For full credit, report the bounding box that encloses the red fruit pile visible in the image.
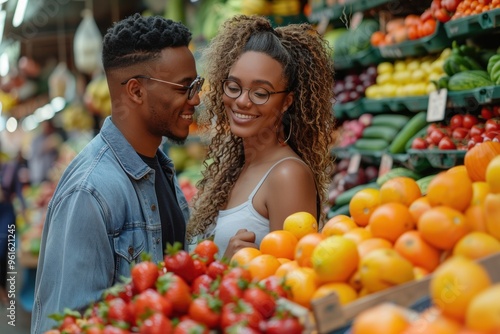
[44,240,304,334]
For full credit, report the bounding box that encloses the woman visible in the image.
[188,15,336,259]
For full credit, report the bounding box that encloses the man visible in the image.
[31,13,203,333]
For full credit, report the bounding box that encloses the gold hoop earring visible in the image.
[277,117,292,146]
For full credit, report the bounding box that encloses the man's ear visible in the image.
[125,79,144,104]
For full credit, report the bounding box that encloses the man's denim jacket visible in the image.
[31,117,190,333]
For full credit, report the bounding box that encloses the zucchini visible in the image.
[388,112,428,154]
[376,168,422,187]
[362,125,399,142]
[371,114,410,130]
[354,138,389,151]
[448,71,493,91]
[335,182,380,207]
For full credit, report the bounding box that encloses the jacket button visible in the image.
[156,238,161,244]
[144,174,149,180]
[151,204,157,211]
[128,246,134,256]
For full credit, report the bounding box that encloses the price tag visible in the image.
[427,88,448,122]
[347,153,361,174]
[349,12,364,30]
[379,154,393,177]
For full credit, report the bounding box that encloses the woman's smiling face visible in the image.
[223,51,293,141]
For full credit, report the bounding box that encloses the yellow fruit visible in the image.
[283,211,318,240]
[486,155,500,193]
[284,267,318,308]
[311,236,359,283]
[377,62,394,74]
[466,283,500,332]
[453,232,500,260]
[430,256,491,321]
[485,193,500,240]
[349,188,381,227]
[312,282,358,306]
[470,181,490,206]
[359,249,415,293]
[230,247,261,267]
[351,303,410,334]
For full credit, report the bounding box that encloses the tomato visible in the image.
[265,316,303,334]
[442,0,461,11]
[470,123,485,137]
[467,135,484,150]
[429,129,446,145]
[427,123,439,135]
[193,240,219,266]
[493,134,500,143]
[451,127,469,140]
[450,114,463,129]
[206,260,228,279]
[419,18,437,36]
[493,105,500,117]
[481,107,494,120]
[434,7,452,22]
[243,286,277,319]
[463,114,479,129]
[485,118,500,132]
[188,295,222,329]
[420,8,434,21]
[191,274,216,295]
[438,136,456,150]
[218,277,246,304]
[220,300,264,330]
[411,137,428,149]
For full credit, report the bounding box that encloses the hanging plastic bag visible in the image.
[48,62,76,101]
[73,9,103,75]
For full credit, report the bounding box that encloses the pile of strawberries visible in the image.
[44,240,304,334]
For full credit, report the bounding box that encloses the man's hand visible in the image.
[223,229,257,260]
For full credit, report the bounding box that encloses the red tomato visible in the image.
[493,106,500,117]
[411,137,428,149]
[438,136,456,150]
[419,19,437,36]
[442,0,461,11]
[481,107,494,120]
[434,7,452,22]
[493,134,500,143]
[429,129,446,145]
[427,123,439,135]
[449,114,463,129]
[463,114,479,129]
[451,127,469,140]
[470,124,485,137]
[467,135,484,150]
[420,8,434,21]
[485,118,500,132]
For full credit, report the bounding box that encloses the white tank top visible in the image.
[213,157,306,258]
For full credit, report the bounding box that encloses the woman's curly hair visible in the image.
[187,15,335,240]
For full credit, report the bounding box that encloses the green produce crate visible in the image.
[447,85,500,108]
[362,95,428,113]
[391,153,432,173]
[333,99,364,119]
[444,8,500,39]
[308,0,392,22]
[378,22,451,59]
[334,47,384,70]
[407,149,466,169]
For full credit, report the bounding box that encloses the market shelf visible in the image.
[333,99,364,119]
[361,95,429,113]
[444,8,500,39]
[333,47,384,71]
[378,23,451,59]
[406,149,466,169]
[308,0,392,22]
[447,85,500,109]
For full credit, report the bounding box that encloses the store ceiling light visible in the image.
[0,10,6,45]
[12,0,28,27]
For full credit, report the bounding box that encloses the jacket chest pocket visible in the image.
[114,229,146,264]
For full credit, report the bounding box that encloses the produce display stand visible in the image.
[361,95,429,113]
[333,47,384,71]
[308,0,392,23]
[447,84,500,108]
[444,8,500,39]
[305,252,500,334]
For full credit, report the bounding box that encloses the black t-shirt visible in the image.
[138,153,185,252]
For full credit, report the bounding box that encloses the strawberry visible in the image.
[139,313,173,334]
[107,297,133,324]
[133,289,173,321]
[164,242,197,284]
[156,272,192,315]
[131,255,159,293]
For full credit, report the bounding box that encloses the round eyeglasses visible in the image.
[222,79,289,105]
[121,75,205,100]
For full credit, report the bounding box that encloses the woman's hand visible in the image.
[223,229,257,260]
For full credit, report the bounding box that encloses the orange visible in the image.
[348,269,363,292]
[466,283,500,332]
[349,188,381,227]
[230,247,261,267]
[311,236,359,283]
[430,256,491,321]
[379,176,422,207]
[418,206,469,251]
[359,248,415,293]
[413,266,430,280]
[452,231,500,260]
[259,230,298,260]
[486,155,500,193]
[369,203,416,243]
[464,205,487,232]
[312,282,358,306]
[357,238,393,260]
[351,303,410,334]
[274,260,300,278]
[247,254,281,281]
[427,170,473,212]
[470,181,490,206]
[394,230,442,272]
[277,257,291,264]
[294,232,325,267]
[408,196,432,224]
[321,215,357,237]
[284,267,318,308]
[343,227,373,245]
[283,211,318,240]
[403,307,463,334]
[484,193,500,240]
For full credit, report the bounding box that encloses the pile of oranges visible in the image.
[230,142,500,332]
